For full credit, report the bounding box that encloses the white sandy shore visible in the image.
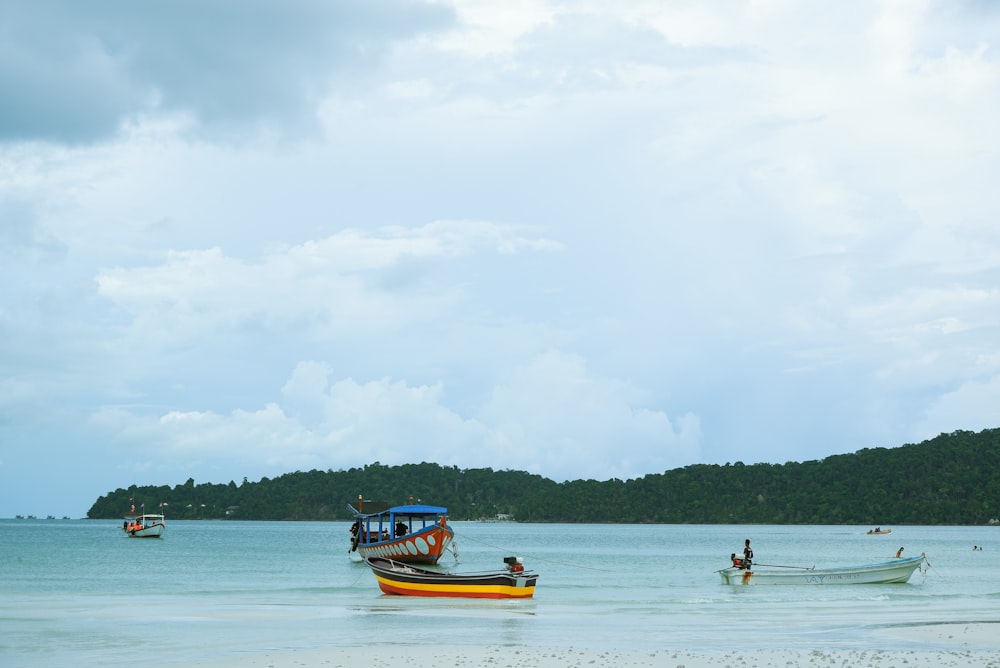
[877,621,1000,649]
[182,623,1000,667]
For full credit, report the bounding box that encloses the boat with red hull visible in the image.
[364,556,537,598]
[349,497,454,565]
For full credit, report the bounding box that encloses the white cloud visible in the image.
[92,222,561,349]
[3,0,999,516]
[478,351,702,479]
[87,350,699,484]
[915,374,1000,442]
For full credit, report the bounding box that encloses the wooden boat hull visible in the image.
[365,557,537,599]
[718,555,925,585]
[355,524,454,564]
[350,501,455,564]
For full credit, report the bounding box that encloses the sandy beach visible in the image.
[189,622,1000,667]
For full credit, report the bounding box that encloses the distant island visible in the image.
[87,428,1000,525]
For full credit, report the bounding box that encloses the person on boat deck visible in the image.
[349,520,361,550]
[743,539,753,568]
[395,520,407,537]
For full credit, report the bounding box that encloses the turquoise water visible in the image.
[1,520,998,666]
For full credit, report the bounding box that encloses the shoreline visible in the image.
[183,622,1000,668]
[185,647,1000,668]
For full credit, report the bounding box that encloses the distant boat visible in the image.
[123,512,165,537]
[364,556,538,599]
[123,496,165,538]
[348,495,454,565]
[717,553,926,585]
[867,527,892,534]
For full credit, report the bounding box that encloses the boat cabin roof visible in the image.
[357,504,447,518]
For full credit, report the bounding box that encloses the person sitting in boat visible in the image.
[395,520,407,537]
[349,520,361,550]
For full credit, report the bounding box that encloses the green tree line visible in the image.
[86,428,1000,525]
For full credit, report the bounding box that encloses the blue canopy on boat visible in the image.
[352,503,447,518]
[388,504,447,516]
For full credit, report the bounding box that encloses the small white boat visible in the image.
[717,553,926,585]
[123,513,165,538]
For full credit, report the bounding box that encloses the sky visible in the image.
[2,1,999,518]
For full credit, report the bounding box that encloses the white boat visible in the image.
[717,554,926,585]
[123,512,166,538]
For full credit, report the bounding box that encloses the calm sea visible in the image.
[1,520,998,666]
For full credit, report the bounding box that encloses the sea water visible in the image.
[1,520,997,666]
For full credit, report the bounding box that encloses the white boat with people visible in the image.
[718,547,927,585]
[123,512,166,537]
[122,493,166,538]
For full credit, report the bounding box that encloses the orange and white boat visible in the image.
[348,496,454,565]
[123,511,165,538]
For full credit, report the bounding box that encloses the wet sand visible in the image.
[192,622,1000,667]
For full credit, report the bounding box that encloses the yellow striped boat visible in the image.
[364,556,538,599]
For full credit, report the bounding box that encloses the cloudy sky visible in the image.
[2,1,999,518]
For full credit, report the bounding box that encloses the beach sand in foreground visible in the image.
[186,622,1000,667]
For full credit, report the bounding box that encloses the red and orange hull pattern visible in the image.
[356,525,454,565]
[365,557,537,599]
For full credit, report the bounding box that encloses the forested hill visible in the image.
[87,428,1000,525]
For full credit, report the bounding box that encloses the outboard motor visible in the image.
[504,556,525,573]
